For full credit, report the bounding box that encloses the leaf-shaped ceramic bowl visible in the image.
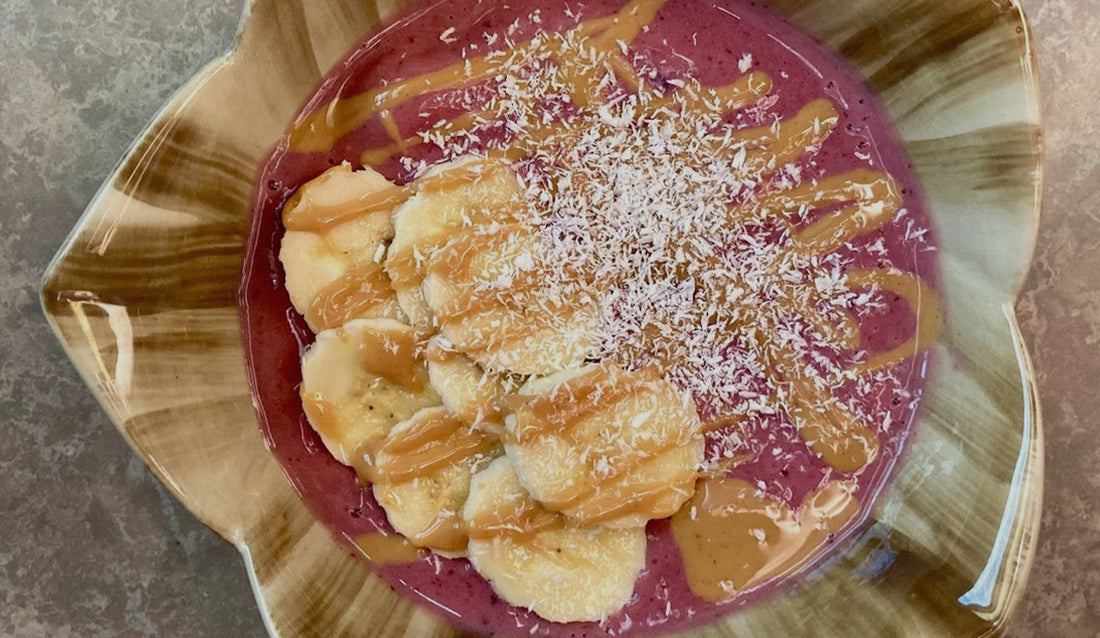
[41,0,1042,635]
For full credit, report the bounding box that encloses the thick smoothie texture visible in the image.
[239,0,940,635]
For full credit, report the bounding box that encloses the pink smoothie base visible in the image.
[238,0,939,635]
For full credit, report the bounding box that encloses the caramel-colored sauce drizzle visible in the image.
[306,261,395,331]
[284,158,512,233]
[670,478,860,601]
[846,268,943,375]
[783,372,881,473]
[417,517,470,554]
[378,109,408,150]
[385,172,524,293]
[424,223,601,362]
[373,410,498,483]
[560,476,697,526]
[354,532,423,566]
[745,99,840,173]
[794,182,902,256]
[290,57,507,154]
[506,364,700,523]
[287,0,651,154]
[352,322,426,392]
[642,72,773,118]
[298,324,433,478]
[367,410,500,552]
[425,225,544,317]
[283,0,674,161]
[505,364,662,444]
[466,492,564,541]
[283,184,408,232]
[300,396,344,444]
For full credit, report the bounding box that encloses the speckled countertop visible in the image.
[0,0,1096,635]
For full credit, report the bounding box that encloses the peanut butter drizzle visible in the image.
[354,532,423,566]
[352,322,426,392]
[846,268,943,375]
[785,377,880,473]
[670,478,860,600]
[559,475,698,525]
[300,396,344,443]
[642,72,773,118]
[285,158,513,233]
[707,259,943,474]
[289,54,509,154]
[795,187,902,256]
[505,363,663,444]
[760,168,897,216]
[385,175,525,295]
[362,109,493,166]
[306,261,394,331]
[740,99,839,172]
[425,224,599,358]
[373,410,498,483]
[466,493,564,541]
[411,511,470,554]
[506,364,701,523]
[284,184,409,232]
[378,109,408,149]
[290,0,674,155]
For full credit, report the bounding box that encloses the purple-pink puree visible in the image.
[239,0,939,635]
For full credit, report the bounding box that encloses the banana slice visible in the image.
[463,457,647,623]
[503,363,704,528]
[372,407,502,557]
[299,318,440,478]
[422,222,602,376]
[425,340,522,429]
[280,164,404,332]
[385,157,524,328]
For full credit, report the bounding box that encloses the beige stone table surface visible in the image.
[0,0,1095,635]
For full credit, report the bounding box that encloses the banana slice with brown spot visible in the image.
[462,457,647,623]
[503,362,704,528]
[299,318,440,479]
[422,222,602,376]
[425,340,522,430]
[372,407,502,557]
[280,164,404,331]
[385,157,524,328]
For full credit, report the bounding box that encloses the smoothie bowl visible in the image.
[42,0,1043,636]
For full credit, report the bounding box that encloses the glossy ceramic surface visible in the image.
[41,0,1043,635]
